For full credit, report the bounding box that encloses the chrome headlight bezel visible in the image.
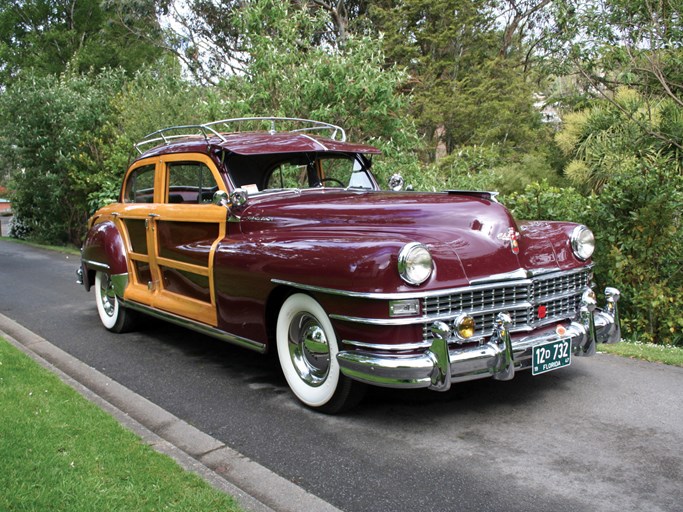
[398,242,433,285]
[571,225,595,261]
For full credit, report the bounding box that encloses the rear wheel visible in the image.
[94,271,136,333]
[276,293,365,413]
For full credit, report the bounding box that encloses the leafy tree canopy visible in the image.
[0,0,165,87]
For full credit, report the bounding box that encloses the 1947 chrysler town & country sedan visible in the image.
[78,117,621,413]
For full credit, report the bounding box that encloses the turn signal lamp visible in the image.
[390,299,420,317]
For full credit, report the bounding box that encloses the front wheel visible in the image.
[276,294,365,413]
[94,271,136,333]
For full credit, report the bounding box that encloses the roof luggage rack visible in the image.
[134,117,346,154]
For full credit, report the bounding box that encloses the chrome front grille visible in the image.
[423,284,529,317]
[422,268,590,343]
[532,270,589,302]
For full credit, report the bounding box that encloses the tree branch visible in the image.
[575,63,683,152]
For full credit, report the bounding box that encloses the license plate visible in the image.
[532,338,571,376]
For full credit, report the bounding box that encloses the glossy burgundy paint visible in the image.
[235,190,586,287]
[81,220,128,276]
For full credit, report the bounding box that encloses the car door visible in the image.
[122,153,228,326]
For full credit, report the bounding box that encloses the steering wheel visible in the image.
[319,178,345,187]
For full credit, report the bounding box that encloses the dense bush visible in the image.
[0,71,124,245]
[544,87,683,345]
[505,163,683,346]
[590,156,683,345]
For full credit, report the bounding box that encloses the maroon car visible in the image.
[78,117,621,412]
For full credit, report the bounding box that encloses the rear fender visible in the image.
[81,220,128,295]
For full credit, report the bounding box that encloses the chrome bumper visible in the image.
[337,287,621,391]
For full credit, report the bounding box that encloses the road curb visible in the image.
[0,313,342,512]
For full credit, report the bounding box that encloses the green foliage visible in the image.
[426,145,562,195]
[505,156,683,346]
[590,155,683,346]
[556,88,682,193]
[542,0,683,148]
[0,0,165,88]
[0,70,125,244]
[369,0,548,159]
[218,0,422,184]
[100,64,221,201]
[504,180,592,225]
[551,84,683,344]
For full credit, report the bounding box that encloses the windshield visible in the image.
[226,153,377,193]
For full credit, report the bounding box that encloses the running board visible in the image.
[124,300,267,354]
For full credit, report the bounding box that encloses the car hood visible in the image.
[236,189,581,287]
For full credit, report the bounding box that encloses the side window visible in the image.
[123,165,156,203]
[167,162,218,204]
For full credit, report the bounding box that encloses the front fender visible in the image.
[81,220,128,292]
[217,231,454,294]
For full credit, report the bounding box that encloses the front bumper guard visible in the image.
[337,287,621,392]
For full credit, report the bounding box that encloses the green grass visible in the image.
[598,340,683,367]
[0,338,243,512]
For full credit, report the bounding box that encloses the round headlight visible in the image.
[571,225,595,260]
[398,242,433,285]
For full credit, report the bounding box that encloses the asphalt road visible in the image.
[1,239,682,512]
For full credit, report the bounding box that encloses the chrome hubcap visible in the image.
[288,313,331,386]
[99,275,117,317]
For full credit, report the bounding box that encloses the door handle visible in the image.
[145,213,159,231]
[145,213,159,230]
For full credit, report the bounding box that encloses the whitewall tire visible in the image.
[94,271,136,333]
[276,293,365,413]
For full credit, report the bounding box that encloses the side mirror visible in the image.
[212,190,230,207]
[388,174,404,192]
[230,188,249,208]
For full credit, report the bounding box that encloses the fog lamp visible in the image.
[454,314,476,340]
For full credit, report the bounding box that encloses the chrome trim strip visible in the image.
[273,266,590,301]
[331,314,424,326]
[343,339,432,351]
[330,301,534,326]
[273,278,532,300]
[82,259,110,272]
[468,268,528,284]
[123,301,267,354]
[300,133,328,151]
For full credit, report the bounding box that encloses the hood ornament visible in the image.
[497,227,520,255]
